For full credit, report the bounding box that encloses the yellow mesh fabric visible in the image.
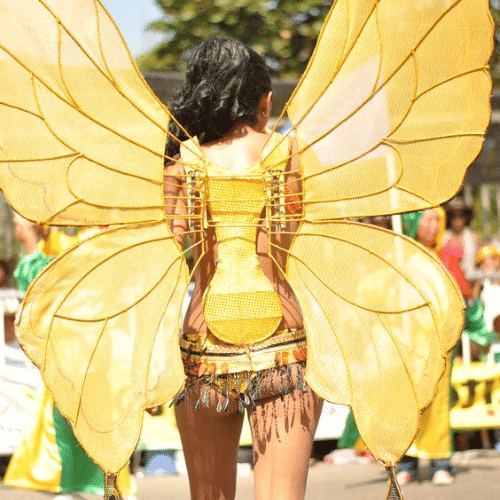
[285,0,492,220]
[181,137,288,345]
[202,173,282,344]
[0,0,169,225]
[287,221,464,465]
[17,222,188,472]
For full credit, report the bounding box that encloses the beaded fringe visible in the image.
[174,362,307,412]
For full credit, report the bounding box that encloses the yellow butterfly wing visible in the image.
[0,0,172,225]
[286,221,463,465]
[271,0,493,220]
[17,223,189,472]
[0,0,202,475]
[260,0,493,468]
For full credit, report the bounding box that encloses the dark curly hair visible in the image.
[165,37,272,160]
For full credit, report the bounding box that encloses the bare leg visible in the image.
[175,382,245,500]
[249,368,324,500]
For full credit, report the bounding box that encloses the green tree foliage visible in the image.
[138,0,332,78]
[140,0,500,84]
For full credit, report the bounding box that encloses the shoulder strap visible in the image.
[261,133,291,173]
[180,137,204,174]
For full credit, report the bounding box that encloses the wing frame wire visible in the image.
[16,221,197,454]
[261,0,491,207]
[280,222,460,464]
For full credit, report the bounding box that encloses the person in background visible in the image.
[0,259,12,288]
[475,245,500,451]
[475,244,500,339]
[397,208,488,486]
[443,198,482,279]
[4,216,136,500]
[364,215,392,230]
[0,259,21,345]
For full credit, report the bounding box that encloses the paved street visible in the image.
[1,450,499,499]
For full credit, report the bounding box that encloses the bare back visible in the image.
[164,126,303,338]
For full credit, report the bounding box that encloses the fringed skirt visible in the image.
[176,328,308,411]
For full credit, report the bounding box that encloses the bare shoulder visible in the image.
[201,127,271,169]
[164,160,184,177]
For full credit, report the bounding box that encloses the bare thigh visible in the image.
[248,367,324,500]
[175,366,323,500]
[175,382,245,500]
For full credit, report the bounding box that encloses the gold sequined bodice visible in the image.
[201,165,282,344]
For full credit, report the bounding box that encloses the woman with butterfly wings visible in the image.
[0,1,493,499]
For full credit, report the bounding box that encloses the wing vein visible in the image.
[387,133,484,145]
[290,255,355,404]
[36,0,168,133]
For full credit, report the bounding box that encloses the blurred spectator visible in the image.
[398,208,468,486]
[4,217,136,500]
[0,259,12,288]
[364,215,392,230]
[12,215,53,293]
[0,258,21,345]
[475,244,500,338]
[33,224,76,258]
[443,198,482,278]
[476,245,500,274]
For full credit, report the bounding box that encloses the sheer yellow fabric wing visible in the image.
[17,223,189,472]
[277,0,492,220]
[286,221,464,465]
[0,0,170,225]
[264,0,493,467]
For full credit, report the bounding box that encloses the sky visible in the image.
[100,0,165,57]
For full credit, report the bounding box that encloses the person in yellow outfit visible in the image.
[4,216,136,500]
[398,209,490,487]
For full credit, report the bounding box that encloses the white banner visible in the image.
[314,403,350,440]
